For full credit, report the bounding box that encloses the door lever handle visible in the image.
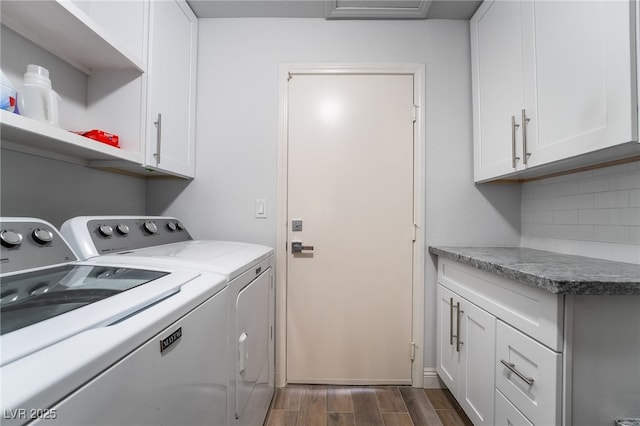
[291,241,314,253]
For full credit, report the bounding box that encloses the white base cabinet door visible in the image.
[145,0,197,178]
[436,285,495,426]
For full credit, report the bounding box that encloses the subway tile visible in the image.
[578,209,610,225]
[552,210,578,225]
[592,163,630,176]
[563,193,594,210]
[521,211,533,224]
[564,224,594,240]
[610,208,640,226]
[533,211,553,224]
[577,175,610,194]
[610,171,640,190]
[594,190,629,208]
[630,189,640,207]
[627,161,640,171]
[593,225,630,244]
[628,226,640,244]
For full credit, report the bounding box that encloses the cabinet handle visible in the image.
[521,109,531,165]
[449,297,455,345]
[511,115,520,168]
[455,302,463,352]
[153,113,162,164]
[500,359,534,386]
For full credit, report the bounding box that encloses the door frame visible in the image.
[276,63,426,387]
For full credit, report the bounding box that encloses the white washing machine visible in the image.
[60,216,275,426]
[0,218,228,426]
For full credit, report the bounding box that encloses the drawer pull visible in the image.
[500,359,534,386]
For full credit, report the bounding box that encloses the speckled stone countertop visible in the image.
[616,419,640,426]
[428,246,640,295]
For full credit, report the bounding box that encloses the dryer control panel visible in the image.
[61,217,193,258]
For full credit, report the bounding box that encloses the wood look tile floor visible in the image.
[265,386,473,426]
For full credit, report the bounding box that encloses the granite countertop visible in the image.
[428,246,640,295]
[616,420,640,426]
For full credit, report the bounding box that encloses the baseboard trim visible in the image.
[423,368,444,389]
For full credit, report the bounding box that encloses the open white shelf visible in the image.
[1,0,145,75]
[0,110,142,164]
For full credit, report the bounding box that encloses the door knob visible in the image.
[291,241,314,253]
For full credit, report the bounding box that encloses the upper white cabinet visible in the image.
[144,0,197,179]
[471,0,639,182]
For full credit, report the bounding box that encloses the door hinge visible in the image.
[413,104,419,123]
[410,341,416,361]
[412,223,417,242]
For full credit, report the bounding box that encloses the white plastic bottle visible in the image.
[18,64,60,126]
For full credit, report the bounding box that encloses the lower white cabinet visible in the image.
[437,285,495,426]
[435,257,640,426]
[436,258,562,426]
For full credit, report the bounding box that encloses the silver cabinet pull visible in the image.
[449,297,455,345]
[153,113,162,164]
[521,109,531,165]
[500,359,534,386]
[456,302,463,352]
[511,115,520,168]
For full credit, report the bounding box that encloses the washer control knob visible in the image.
[1,230,23,248]
[32,228,54,245]
[167,222,177,232]
[143,221,158,235]
[98,224,114,237]
[116,224,130,235]
[176,221,185,231]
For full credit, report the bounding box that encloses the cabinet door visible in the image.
[471,0,527,182]
[528,0,637,167]
[146,0,197,178]
[458,298,496,426]
[436,285,459,396]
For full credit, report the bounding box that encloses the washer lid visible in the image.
[0,266,200,366]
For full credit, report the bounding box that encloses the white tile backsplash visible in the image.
[521,161,640,263]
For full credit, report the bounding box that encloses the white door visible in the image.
[286,73,415,384]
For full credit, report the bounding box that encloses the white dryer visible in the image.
[60,216,275,426]
[1,218,228,426]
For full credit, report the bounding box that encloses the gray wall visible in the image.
[0,149,146,228]
[147,18,522,375]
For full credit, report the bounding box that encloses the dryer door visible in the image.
[235,269,271,421]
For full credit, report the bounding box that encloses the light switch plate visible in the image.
[255,199,267,218]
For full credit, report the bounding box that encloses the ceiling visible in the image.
[186,0,483,20]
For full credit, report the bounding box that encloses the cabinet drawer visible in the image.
[496,320,561,426]
[495,389,533,426]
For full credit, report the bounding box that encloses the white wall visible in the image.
[522,161,640,264]
[147,18,522,378]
